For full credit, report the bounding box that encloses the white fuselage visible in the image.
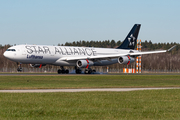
[3,45,138,67]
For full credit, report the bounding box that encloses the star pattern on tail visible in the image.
[128,34,136,46]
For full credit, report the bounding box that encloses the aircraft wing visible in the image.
[58,50,167,61]
[130,50,167,56]
[130,45,176,56]
[59,45,176,61]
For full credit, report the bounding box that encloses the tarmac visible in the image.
[0,72,180,76]
[0,87,179,93]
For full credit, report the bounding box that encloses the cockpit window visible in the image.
[6,49,16,52]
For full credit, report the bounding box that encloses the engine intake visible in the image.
[118,56,135,65]
[76,60,94,68]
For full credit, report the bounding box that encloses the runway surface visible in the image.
[0,87,179,93]
[0,73,180,76]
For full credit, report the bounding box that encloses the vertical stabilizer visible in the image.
[116,24,141,49]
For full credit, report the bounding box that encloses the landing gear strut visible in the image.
[17,62,22,72]
[75,66,82,74]
[57,66,69,74]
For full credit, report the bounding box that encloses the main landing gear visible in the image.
[17,62,22,72]
[75,66,96,74]
[84,68,96,74]
[57,66,97,74]
[57,66,69,74]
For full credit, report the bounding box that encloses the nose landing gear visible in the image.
[17,62,22,72]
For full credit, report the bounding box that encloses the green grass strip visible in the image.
[0,89,180,119]
[0,75,180,89]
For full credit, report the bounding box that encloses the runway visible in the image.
[0,87,179,93]
[0,73,180,76]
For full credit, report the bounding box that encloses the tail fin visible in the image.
[116,24,141,49]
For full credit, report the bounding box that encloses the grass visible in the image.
[0,75,180,119]
[0,90,180,119]
[0,75,180,89]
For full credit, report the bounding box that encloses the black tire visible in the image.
[62,69,65,74]
[76,69,81,74]
[65,69,69,74]
[88,69,92,74]
[58,69,62,74]
[17,68,22,72]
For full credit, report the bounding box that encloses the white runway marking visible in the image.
[0,87,179,93]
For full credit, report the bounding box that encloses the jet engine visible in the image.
[76,60,94,68]
[30,64,46,68]
[118,56,135,65]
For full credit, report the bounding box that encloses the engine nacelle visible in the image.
[118,56,135,65]
[30,64,46,68]
[76,60,94,68]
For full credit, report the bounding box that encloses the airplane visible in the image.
[3,24,176,74]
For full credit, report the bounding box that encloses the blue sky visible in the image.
[0,0,179,45]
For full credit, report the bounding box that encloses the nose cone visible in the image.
[3,51,8,58]
[3,51,12,60]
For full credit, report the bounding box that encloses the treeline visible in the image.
[60,40,121,48]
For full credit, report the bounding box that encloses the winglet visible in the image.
[167,45,176,52]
